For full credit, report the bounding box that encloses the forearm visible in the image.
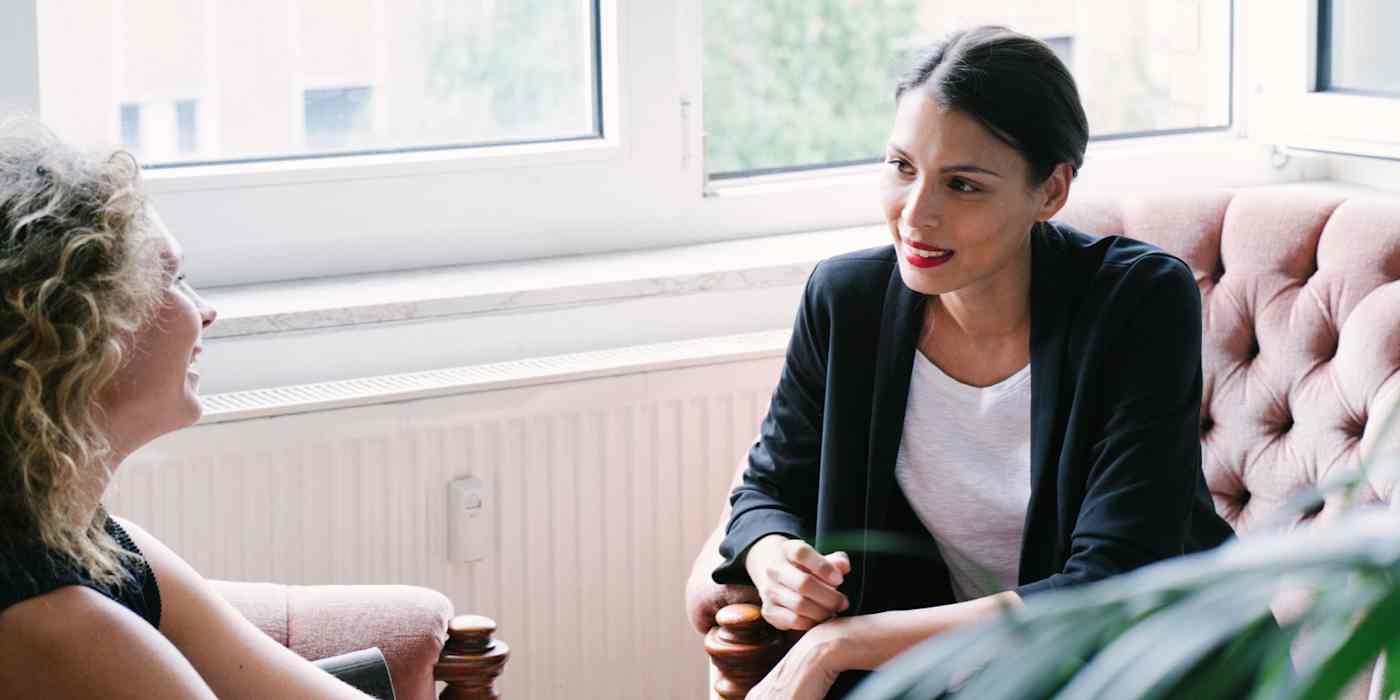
[835,591,1022,672]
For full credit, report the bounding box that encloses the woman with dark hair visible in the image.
[688,26,1234,699]
[0,123,377,698]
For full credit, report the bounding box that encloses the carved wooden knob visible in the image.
[437,614,510,699]
[704,604,785,699]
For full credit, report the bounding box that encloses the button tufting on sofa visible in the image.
[1038,186,1400,700]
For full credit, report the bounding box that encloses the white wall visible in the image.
[1326,155,1400,193]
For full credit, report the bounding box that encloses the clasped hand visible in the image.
[744,534,851,631]
[743,535,855,699]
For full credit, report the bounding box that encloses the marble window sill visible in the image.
[203,225,885,340]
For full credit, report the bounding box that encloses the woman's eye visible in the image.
[886,158,915,175]
[949,177,979,193]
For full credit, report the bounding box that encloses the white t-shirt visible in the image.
[893,350,1033,602]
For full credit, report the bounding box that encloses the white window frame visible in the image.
[1247,0,1400,159]
[4,0,1298,289]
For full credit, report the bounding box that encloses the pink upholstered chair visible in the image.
[212,580,509,700]
[703,184,1400,699]
[1056,186,1400,534]
[1055,185,1400,699]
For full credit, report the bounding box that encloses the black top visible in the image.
[712,222,1235,697]
[0,514,162,629]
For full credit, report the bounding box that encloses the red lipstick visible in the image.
[902,239,955,269]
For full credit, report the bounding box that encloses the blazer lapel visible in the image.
[863,264,926,542]
[1020,223,1072,582]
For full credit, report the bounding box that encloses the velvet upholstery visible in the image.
[1058,187,1400,531]
[1057,185,1400,699]
[212,580,452,700]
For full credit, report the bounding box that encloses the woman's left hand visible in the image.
[746,617,854,700]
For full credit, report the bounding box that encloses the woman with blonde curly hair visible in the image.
[0,124,375,699]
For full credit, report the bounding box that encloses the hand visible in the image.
[746,619,849,700]
[685,573,761,634]
[745,535,852,631]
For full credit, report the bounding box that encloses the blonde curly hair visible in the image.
[0,122,164,586]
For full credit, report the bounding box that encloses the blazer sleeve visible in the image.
[711,265,830,585]
[1016,257,1208,599]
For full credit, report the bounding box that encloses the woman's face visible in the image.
[881,89,1069,297]
[98,210,217,456]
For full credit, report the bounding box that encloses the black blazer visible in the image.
[713,222,1234,692]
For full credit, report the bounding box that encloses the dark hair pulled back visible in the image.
[896,26,1089,184]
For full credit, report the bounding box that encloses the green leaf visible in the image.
[1382,639,1400,700]
[1053,575,1279,700]
[949,612,1132,700]
[1284,583,1400,700]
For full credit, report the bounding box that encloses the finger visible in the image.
[723,584,762,606]
[761,601,822,631]
[783,539,844,586]
[827,551,852,576]
[772,565,848,616]
[765,581,841,623]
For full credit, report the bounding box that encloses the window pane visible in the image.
[38,0,599,166]
[1320,0,1400,96]
[704,1,1232,178]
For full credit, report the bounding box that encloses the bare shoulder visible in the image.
[110,516,219,641]
[111,515,206,597]
[110,516,184,569]
[0,585,215,698]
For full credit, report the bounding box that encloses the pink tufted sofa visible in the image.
[1056,185,1400,530]
[1056,184,1400,698]
[211,580,454,699]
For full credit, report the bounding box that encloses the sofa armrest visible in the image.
[212,580,508,700]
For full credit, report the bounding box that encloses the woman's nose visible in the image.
[904,182,942,230]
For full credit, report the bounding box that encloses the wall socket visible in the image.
[447,476,487,563]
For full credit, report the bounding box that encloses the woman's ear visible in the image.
[1036,163,1074,222]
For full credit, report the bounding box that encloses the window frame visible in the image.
[1248,0,1400,159]
[3,0,1295,289]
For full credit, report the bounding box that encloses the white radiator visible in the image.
[108,331,789,700]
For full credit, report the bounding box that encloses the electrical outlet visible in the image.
[448,476,487,563]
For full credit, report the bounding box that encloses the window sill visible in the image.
[203,224,879,340]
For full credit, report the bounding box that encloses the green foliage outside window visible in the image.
[704,0,920,176]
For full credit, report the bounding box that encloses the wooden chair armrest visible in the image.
[435,614,510,699]
[703,604,786,699]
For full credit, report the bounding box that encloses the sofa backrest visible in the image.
[1056,186,1400,535]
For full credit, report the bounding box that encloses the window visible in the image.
[175,99,198,154]
[119,103,141,149]
[704,1,1233,178]
[15,0,1268,289]
[1043,36,1076,70]
[38,0,601,166]
[304,87,374,151]
[1318,0,1400,96]
[1249,0,1400,160]
[115,99,200,161]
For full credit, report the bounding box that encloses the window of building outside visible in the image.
[704,1,1233,178]
[1318,0,1400,96]
[119,103,141,149]
[175,99,199,154]
[304,87,374,151]
[38,0,601,166]
[115,99,200,161]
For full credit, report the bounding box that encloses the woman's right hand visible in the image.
[744,535,851,631]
